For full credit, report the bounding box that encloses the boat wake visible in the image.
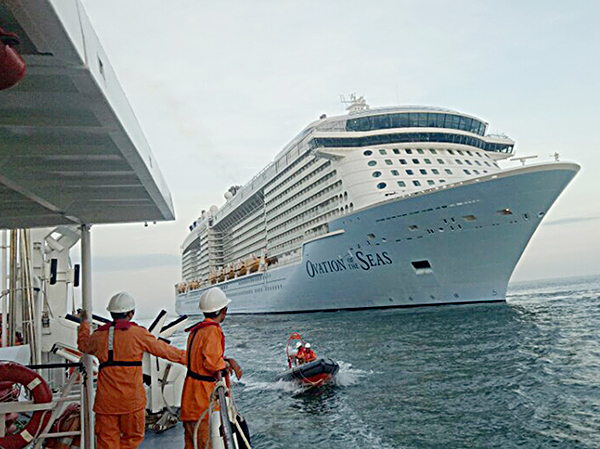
[334,361,374,387]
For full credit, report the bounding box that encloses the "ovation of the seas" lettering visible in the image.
[305,251,392,278]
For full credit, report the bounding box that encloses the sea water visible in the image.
[163,275,600,448]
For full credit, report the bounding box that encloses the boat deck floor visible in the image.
[142,422,184,448]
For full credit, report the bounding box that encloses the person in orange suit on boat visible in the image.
[304,342,317,363]
[294,342,306,366]
[180,287,242,449]
[77,292,186,449]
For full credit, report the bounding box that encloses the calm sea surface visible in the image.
[166,275,600,448]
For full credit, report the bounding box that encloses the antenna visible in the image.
[340,94,369,114]
[509,155,538,166]
[549,152,560,162]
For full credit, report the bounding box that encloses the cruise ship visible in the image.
[175,97,579,314]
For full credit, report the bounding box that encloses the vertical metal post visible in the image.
[1,230,7,347]
[81,224,94,449]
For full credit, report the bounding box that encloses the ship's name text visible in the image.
[306,251,392,277]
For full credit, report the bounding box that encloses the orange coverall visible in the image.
[304,348,317,363]
[180,318,227,449]
[78,319,186,448]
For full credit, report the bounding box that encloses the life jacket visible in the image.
[185,321,225,382]
[96,320,142,371]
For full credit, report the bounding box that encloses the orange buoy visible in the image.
[0,27,26,91]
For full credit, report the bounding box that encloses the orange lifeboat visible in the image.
[189,280,200,290]
[208,272,217,285]
[0,27,26,91]
[236,260,247,277]
[217,268,226,283]
[226,264,235,280]
[247,255,259,273]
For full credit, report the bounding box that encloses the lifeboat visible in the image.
[177,283,188,294]
[247,255,259,273]
[208,272,217,285]
[236,260,247,277]
[217,268,226,283]
[0,27,26,91]
[277,333,339,387]
[226,264,235,280]
[189,280,200,290]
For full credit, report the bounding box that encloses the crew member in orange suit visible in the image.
[78,292,186,448]
[180,287,242,449]
[294,342,306,366]
[304,342,317,363]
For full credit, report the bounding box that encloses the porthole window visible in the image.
[399,159,407,165]
[427,180,435,186]
[368,160,377,167]
[465,160,472,165]
[391,170,399,176]
[457,150,464,156]
[417,149,424,154]
[393,149,400,154]
[463,169,471,175]
[398,181,406,187]
[406,169,414,175]
[413,180,421,186]
[430,149,437,154]
[455,159,463,165]
[420,169,427,175]
[448,150,455,155]
[432,169,439,174]
[363,150,373,156]
[372,171,382,178]
[445,169,453,174]
[376,182,387,189]
[379,149,387,155]
[424,158,432,164]
[466,151,473,156]
[412,159,420,164]
[437,159,445,165]
[473,169,480,174]
[385,159,393,165]
[406,149,413,154]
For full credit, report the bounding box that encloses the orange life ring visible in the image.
[0,362,52,448]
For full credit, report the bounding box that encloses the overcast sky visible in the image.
[72,0,600,318]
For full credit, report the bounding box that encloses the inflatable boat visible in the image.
[277,357,339,386]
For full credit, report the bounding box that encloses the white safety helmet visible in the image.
[295,342,303,349]
[106,292,135,313]
[199,287,231,314]
[305,343,311,349]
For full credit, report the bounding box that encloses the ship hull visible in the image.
[176,163,578,315]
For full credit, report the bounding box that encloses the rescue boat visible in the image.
[277,333,339,387]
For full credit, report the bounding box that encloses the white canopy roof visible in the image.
[0,0,175,229]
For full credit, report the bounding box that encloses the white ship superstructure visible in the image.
[176,97,579,314]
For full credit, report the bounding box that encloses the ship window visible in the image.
[455,159,463,165]
[437,159,445,165]
[376,182,387,189]
[399,159,407,164]
[412,159,420,164]
[417,149,424,154]
[393,149,400,154]
[427,180,435,186]
[466,151,473,156]
[463,169,471,174]
[497,208,513,215]
[363,150,373,156]
[457,150,464,155]
[432,169,439,174]
[424,158,432,164]
[406,169,414,175]
[408,225,419,231]
[448,150,455,155]
[411,260,432,271]
[368,160,377,167]
[465,160,472,165]
[406,149,413,154]
[372,171,382,178]
[484,161,491,166]
[379,149,387,155]
[420,169,427,175]
[445,169,453,174]
[430,149,438,154]
[493,163,499,168]
[476,152,482,157]
[398,181,406,187]
[473,169,480,174]
[413,180,421,186]
[463,215,477,221]
[391,170,399,176]
[440,179,446,183]
[385,159,393,165]
[475,160,481,166]
[523,213,530,220]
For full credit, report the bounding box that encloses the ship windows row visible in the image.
[312,132,514,153]
[265,152,317,198]
[365,148,489,158]
[377,179,447,189]
[374,168,485,177]
[346,112,487,136]
[366,157,497,169]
